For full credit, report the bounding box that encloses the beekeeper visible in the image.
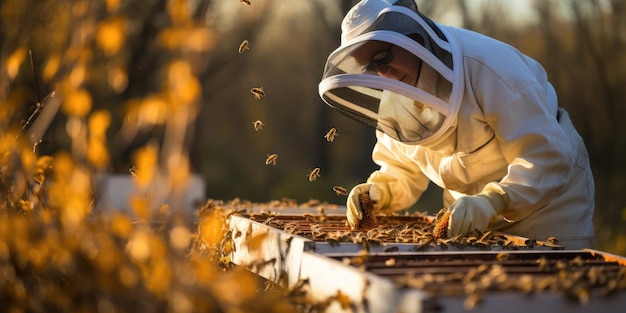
[318,0,595,249]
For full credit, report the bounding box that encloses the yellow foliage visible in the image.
[118,265,139,288]
[61,193,91,230]
[107,65,128,93]
[167,0,191,26]
[168,60,193,84]
[18,199,33,212]
[94,235,121,273]
[159,27,215,52]
[71,0,89,17]
[167,152,190,192]
[170,75,201,105]
[127,230,152,263]
[0,241,9,262]
[110,214,133,239]
[6,47,26,79]
[62,88,92,117]
[65,116,85,140]
[132,144,159,188]
[246,232,268,251]
[130,195,150,220]
[0,0,305,311]
[19,146,36,173]
[146,260,172,294]
[105,0,121,12]
[199,210,225,248]
[42,54,61,82]
[87,139,109,167]
[51,152,74,181]
[96,17,126,56]
[86,110,111,167]
[211,268,260,306]
[170,225,191,250]
[68,64,87,88]
[167,60,200,105]
[33,155,53,184]
[140,95,168,125]
[88,110,111,138]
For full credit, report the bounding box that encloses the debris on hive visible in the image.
[433,208,450,239]
[358,193,377,230]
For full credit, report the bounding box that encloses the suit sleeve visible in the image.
[368,130,431,212]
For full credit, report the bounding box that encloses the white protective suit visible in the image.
[318,0,595,249]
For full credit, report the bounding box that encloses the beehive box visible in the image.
[223,202,626,312]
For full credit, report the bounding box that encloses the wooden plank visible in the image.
[225,209,626,312]
[298,251,432,313]
[585,248,626,266]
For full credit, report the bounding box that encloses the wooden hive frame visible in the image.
[225,205,626,313]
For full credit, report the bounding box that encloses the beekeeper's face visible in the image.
[353,41,422,86]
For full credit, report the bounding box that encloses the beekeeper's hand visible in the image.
[346,183,390,229]
[447,183,509,237]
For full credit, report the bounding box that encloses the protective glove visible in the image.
[346,182,390,229]
[447,183,509,237]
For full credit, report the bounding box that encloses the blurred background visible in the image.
[2,0,625,255]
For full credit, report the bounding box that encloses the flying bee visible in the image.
[129,166,138,176]
[253,120,265,131]
[324,127,338,142]
[308,167,321,181]
[332,186,348,196]
[240,0,251,5]
[250,87,265,99]
[238,40,250,53]
[265,153,278,166]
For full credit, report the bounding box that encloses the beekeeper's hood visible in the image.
[318,0,464,145]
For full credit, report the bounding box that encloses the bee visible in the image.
[253,120,265,131]
[238,40,250,53]
[250,87,265,99]
[129,166,138,176]
[544,236,561,248]
[569,256,584,267]
[332,186,348,196]
[537,257,550,271]
[308,167,321,181]
[240,0,251,5]
[463,293,483,310]
[303,213,317,223]
[496,252,509,261]
[265,153,278,166]
[324,127,338,142]
[574,287,590,304]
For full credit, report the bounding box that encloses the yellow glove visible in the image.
[346,182,390,229]
[447,183,509,237]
